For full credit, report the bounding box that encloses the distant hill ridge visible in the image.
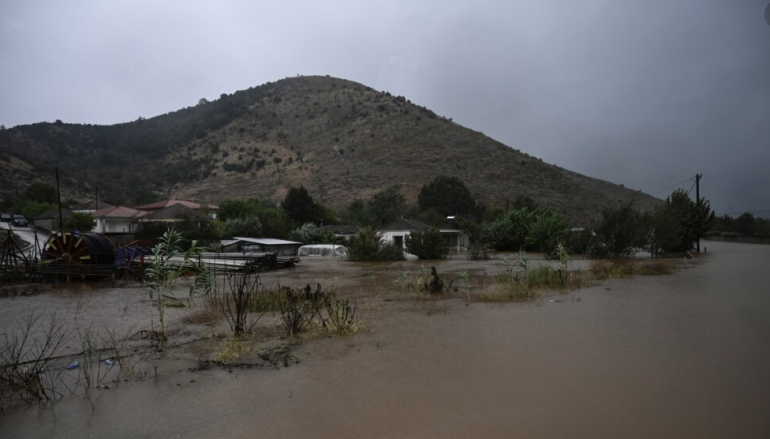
[0,75,659,225]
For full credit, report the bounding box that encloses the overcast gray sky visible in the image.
[2,0,769,216]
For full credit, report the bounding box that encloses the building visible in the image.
[92,206,147,234]
[219,237,302,257]
[133,199,219,219]
[377,219,432,251]
[321,224,363,241]
[377,218,469,252]
[136,204,211,225]
[33,208,73,232]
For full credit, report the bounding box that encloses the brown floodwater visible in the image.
[2,241,769,438]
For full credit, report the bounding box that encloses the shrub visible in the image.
[405,228,450,260]
[348,228,404,261]
[225,216,262,238]
[468,243,491,260]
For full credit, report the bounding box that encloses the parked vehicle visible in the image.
[0,213,11,222]
[11,215,29,227]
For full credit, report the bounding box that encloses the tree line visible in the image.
[5,177,726,261]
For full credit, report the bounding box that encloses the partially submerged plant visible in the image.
[144,229,211,345]
[457,269,471,301]
[279,284,327,336]
[323,294,360,336]
[0,311,70,409]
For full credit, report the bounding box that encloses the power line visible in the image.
[716,209,770,216]
[685,179,697,196]
[651,176,695,196]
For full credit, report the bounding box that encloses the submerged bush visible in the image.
[348,228,404,261]
[405,228,450,260]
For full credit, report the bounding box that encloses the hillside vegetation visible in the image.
[0,75,659,225]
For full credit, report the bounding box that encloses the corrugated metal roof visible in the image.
[232,237,302,245]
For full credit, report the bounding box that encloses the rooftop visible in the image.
[134,199,219,211]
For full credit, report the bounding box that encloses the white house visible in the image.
[92,206,147,234]
[377,219,432,251]
[377,218,469,253]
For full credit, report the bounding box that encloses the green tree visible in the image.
[347,227,404,261]
[226,216,262,237]
[405,228,450,259]
[368,185,405,226]
[22,182,57,204]
[283,186,320,225]
[659,189,714,252]
[344,198,373,226]
[511,195,538,211]
[14,200,56,221]
[591,201,646,258]
[63,212,95,232]
[290,223,339,244]
[417,176,476,217]
[525,209,570,258]
[218,199,261,222]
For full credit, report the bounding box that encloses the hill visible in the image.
[0,75,659,225]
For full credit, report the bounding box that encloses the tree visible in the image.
[226,216,262,238]
[525,209,570,258]
[660,189,714,252]
[591,201,647,258]
[218,199,261,222]
[405,229,450,259]
[347,227,404,261]
[290,223,338,244]
[345,199,373,226]
[63,212,95,232]
[368,185,405,226]
[417,176,476,217]
[21,183,57,204]
[511,195,538,211]
[283,186,320,225]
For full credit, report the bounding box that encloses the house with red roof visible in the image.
[133,199,219,218]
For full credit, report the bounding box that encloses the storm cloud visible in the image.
[1,0,768,215]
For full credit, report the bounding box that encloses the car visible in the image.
[11,215,29,227]
[0,213,11,222]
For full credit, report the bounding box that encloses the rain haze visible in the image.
[1,0,768,216]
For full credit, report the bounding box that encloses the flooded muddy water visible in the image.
[2,241,769,438]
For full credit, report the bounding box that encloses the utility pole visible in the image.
[695,173,701,253]
[56,167,63,231]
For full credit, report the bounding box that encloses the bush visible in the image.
[468,242,491,260]
[63,212,95,232]
[348,228,404,261]
[405,228,450,260]
[525,210,570,258]
[226,216,262,238]
[290,222,338,244]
